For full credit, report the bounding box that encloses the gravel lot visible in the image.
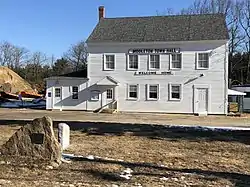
[0,108,249,127]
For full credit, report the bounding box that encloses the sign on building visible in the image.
[128,48,181,54]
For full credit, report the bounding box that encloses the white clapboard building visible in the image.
[46,6,229,115]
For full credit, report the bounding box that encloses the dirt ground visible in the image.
[0,108,250,127]
[0,121,250,187]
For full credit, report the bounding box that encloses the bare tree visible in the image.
[228,1,245,54]
[0,41,29,70]
[28,51,48,65]
[180,0,232,15]
[0,41,15,67]
[25,52,48,82]
[156,8,175,16]
[238,0,250,82]
[64,40,88,71]
[13,46,29,70]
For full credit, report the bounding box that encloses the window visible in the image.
[169,84,182,100]
[128,85,138,100]
[107,88,113,99]
[72,86,79,99]
[149,55,160,69]
[104,55,115,70]
[147,84,159,100]
[171,54,182,69]
[245,92,250,98]
[128,55,139,70]
[55,88,61,98]
[91,90,100,101]
[197,53,209,69]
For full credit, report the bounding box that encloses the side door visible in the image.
[53,87,62,109]
[196,88,208,113]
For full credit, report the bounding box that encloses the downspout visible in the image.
[60,86,63,111]
[51,86,54,110]
[224,42,229,115]
[86,81,88,111]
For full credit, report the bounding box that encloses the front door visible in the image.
[103,88,115,109]
[53,87,62,109]
[197,88,208,113]
[106,88,114,103]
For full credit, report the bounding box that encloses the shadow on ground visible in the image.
[71,156,250,187]
[56,121,250,145]
[0,120,250,145]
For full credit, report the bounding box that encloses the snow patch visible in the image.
[119,167,133,180]
[164,124,250,131]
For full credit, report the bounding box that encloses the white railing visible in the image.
[94,100,117,113]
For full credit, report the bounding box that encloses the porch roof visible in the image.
[228,89,246,96]
[96,76,119,86]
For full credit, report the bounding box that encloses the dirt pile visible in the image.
[0,66,35,94]
[0,116,62,165]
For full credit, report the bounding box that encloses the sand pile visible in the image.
[0,66,35,94]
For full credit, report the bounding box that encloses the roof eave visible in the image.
[87,39,229,45]
[44,77,89,81]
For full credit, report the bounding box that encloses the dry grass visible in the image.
[0,123,250,187]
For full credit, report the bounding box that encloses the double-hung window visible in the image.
[107,88,113,99]
[55,88,61,98]
[128,55,139,70]
[169,84,182,100]
[128,84,138,100]
[147,84,159,100]
[149,55,160,69]
[72,86,79,99]
[171,54,182,69]
[104,54,115,70]
[197,53,209,69]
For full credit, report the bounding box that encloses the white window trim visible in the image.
[103,53,116,71]
[146,84,159,101]
[127,84,139,101]
[148,54,161,70]
[127,54,140,71]
[169,83,183,101]
[196,52,210,70]
[90,90,100,101]
[170,53,182,70]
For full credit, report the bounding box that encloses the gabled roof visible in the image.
[86,13,229,43]
[96,76,119,86]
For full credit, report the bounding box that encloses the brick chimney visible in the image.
[99,6,105,20]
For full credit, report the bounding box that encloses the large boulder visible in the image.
[0,116,61,164]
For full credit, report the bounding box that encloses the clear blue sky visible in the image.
[0,0,193,58]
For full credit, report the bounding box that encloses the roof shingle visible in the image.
[86,13,229,43]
